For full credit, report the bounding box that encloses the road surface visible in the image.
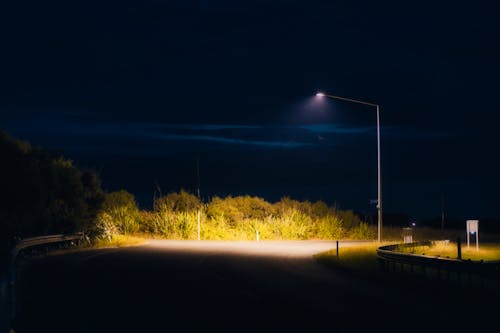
[13,240,498,332]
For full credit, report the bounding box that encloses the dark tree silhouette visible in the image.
[0,131,104,259]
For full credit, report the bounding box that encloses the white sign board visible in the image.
[467,220,478,233]
[466,220,479,250]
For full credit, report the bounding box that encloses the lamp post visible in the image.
[316,92,383,242]
[196,158,201,241]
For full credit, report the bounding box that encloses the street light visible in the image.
[316,91,383,242]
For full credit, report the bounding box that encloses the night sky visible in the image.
[1,0,499,223]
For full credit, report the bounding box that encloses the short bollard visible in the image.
[336,240,339,258]
[457,237,462,260]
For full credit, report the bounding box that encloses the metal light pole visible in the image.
[316,92,383,242]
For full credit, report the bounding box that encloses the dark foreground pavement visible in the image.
[13,240,500,333]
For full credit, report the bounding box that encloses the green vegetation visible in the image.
[0,130,377,261]
[5,130,452,259]
[0,131,104,260]
[91,234,148,248]
[95,190,141,237]
[397,242,500,261]
[315,243,387,278]
[99,190,375,241]
[315,240,500,288]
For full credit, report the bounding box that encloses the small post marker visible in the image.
[336,240,339,258]
[457,237,462,260]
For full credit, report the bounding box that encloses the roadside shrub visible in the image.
[272,209,310,239]
[67,186,376,241]
[206,195,274,225]
[274,197,304,216]
[201,214,230,240]
[236,196,275,219]
[154,190,200,213]
[206,196,243,224]
[336,209,363,230]
[311,201,330,218]
[138,211,156,234]
[348,222,376,240]
[152,199,199,239]
[99,190,140,234]
[0,131,104,249]
[94,212,119,241]
[313,215,344,240]
[151,190,200,239]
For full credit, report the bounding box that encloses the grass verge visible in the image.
[314,242,500,295]
[401,242,500,261]
[314,242,391,280]
[91,234,148,248]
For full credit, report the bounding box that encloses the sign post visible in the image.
[402,227,413,244]
[466,220,479,250]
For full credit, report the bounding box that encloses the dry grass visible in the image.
[314,242,391,278]
[93,234,148,248]
[405,242,500,261]
[315,240,500,274]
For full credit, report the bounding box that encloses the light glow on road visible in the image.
[146,240,369,258]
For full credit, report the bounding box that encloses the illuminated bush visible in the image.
[206,195,274,225]
[98,190,141,234]
[78,187,374,241]
[311,201,330,218]
[238,196,275,219]
[206,196,244,225]
[141,192,372,240]
[274,197,304,216]
[200,214,229,240]
[313,215,344,240]
[275,209,310,239]
[151,192,200,239]
[336,209,363,230]
[138,211,156,233]
[348,222,375,240]
[94,212,119,241]
[154,190,200,213]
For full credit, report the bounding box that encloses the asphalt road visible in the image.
[13,240,499,333]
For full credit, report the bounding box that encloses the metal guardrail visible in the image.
[2,232,84,333]
[10,232,84,260]
[377,241,500,286]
